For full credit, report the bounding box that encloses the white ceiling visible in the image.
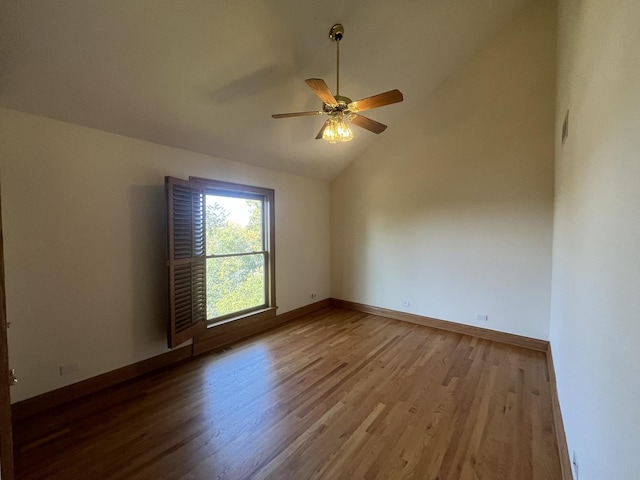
[0,0,532,180]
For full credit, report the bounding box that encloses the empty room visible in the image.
[0,0,638,479]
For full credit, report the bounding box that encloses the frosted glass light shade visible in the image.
[323,115,353,143]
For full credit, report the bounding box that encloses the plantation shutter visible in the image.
[166,176,206,348]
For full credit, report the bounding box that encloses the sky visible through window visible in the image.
[208,195,251,226]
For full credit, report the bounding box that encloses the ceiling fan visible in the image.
[272,24,404,143]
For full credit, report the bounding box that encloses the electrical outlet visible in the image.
[309,292,317,299]
[476,314,488,322]
[401,300,410,308]
[572,451,579,479]
[59,362,79,376]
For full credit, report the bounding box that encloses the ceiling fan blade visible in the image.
[306,78,338,105]
[315,119,331,139]
[349,114,387,134]
[272,111,323,118]
[348,89,403,113]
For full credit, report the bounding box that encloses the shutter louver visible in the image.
[166,177,206,348]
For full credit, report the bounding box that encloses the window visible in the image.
[165,176,275,348]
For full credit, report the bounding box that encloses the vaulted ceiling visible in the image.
[0,0,532,180]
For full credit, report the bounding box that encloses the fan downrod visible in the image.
[329,24,345,96]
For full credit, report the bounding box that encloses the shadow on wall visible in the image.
[129,184,169,350]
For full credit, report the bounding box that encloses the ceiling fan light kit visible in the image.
[322,114,353,143]
[272,24,403,144]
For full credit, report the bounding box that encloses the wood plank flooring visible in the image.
[13,307,562,479]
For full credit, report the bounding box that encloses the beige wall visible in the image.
[0,108,331,402]
[331,0,556,340]
[551,0,640,478]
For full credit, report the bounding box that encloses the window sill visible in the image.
[192,307,279,356]
[206,307,278,329]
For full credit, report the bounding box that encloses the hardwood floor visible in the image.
[13,307,562,479]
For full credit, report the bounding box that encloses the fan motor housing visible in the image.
[323,95,352,113]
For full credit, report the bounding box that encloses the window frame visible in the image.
[198,177,275,325]
[165,176,276,348]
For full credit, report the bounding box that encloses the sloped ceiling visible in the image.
[0,0,532,180]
